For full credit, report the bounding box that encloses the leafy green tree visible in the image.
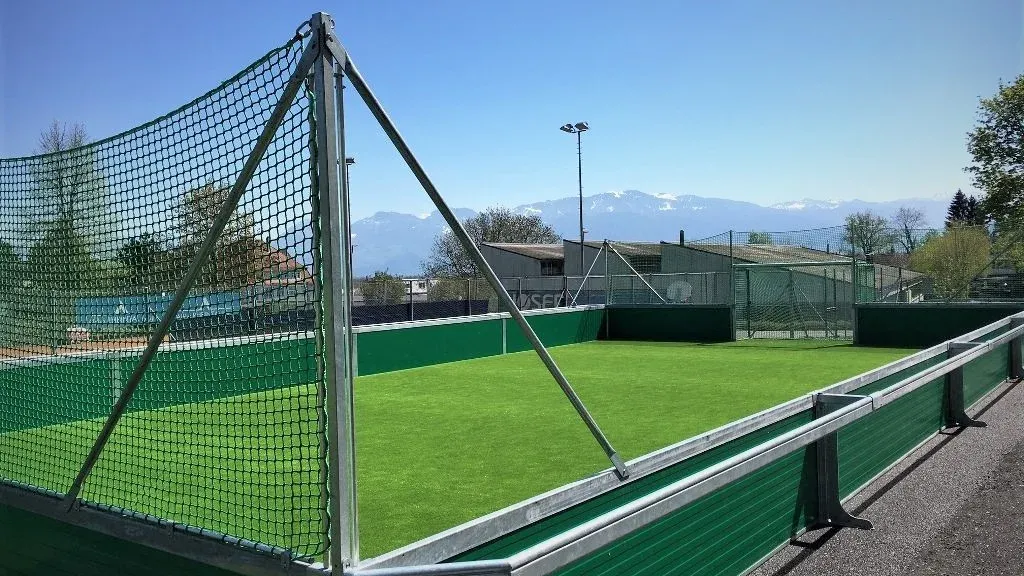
[967,75,1024,223]
[118,233,169,291]
[747,231,773,245]
[910,226,992,299]
[176,182,260,290]
[360,270,407,305]
[423,207,561,277]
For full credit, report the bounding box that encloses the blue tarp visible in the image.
[75,292,241,329]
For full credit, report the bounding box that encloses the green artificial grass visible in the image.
[0,340,911,561]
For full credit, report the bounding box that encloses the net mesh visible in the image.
[0,38,328,559]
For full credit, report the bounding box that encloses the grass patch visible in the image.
[0,340,911,559]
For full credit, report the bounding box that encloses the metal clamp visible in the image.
[947,342,987,428]
[811,393,873,531]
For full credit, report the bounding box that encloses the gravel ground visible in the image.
[750,379,1024,576]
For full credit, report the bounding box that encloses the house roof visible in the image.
[482,243,565,260]
[683,243,924,286]
[565,240,664,258]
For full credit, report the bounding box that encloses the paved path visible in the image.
[750,379,1024,576]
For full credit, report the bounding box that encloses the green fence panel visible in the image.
[0,504,241,576]
[855,303,1024,348]
[356,318,504,376]
[505,309,604,353]
[837,376,945,498]
[603,305,734,343]
[962,342,1010,409]
[548,450,813,576]
[0,358,110,434]
[450,411,812,561]
[127,338,317,411]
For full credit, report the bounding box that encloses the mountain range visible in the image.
[314,190,948,276]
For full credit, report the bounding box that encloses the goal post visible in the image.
[733,261,869,339]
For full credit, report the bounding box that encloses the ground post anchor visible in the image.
[811,393,873,531]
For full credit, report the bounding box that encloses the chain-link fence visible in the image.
[0,35,328,560]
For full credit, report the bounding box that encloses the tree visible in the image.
[118,233,169,291]
[890,206,927,253]
[946,189,985,228]
[360,270,407,305]
[844,211,893,256]
[747,231,774,245]
[24,122,110,289]
[910,226,992,299]
[176,182,260,289]
[422,207,561,277]
[0,241,21,294]
[966,75,1024,223]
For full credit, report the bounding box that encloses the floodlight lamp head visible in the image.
[559,124,575,133]
[345,157,356,165]
[574,122,589,132]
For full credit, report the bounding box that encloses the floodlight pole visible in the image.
[576,130,585,276]
[326,32,627,479]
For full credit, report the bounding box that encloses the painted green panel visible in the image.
[128,338,317,411]
[856,303,1024,348]
[0,359,110,434]
[450,411,813,561]
[848,354,946,397]
[963,343,1009,409]
[837,377,945,498]
[603,305,734,343]
[356,319,504,376]
[505,309,604,353]
[0,503,241,576]
[550,449,814,576]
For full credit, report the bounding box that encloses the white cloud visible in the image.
[654,193,678,200]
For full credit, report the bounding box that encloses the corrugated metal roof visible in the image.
[685,243,923,283]
[482,243,564,260]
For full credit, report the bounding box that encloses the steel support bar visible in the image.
[569,243,605,306]
[323,34,627,478]
[606,242,667,304]
[1010,318,1023,381]
[732,260,852,268]
[313,11,360,571]
[811,394,873,530]
[63,35,321,508]
[946,342,986,428]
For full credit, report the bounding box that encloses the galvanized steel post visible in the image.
[946,341,987,428]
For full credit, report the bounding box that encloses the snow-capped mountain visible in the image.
[299,190,947,276]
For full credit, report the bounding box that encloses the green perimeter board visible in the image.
[549,449,814,576]
[1,338,317,434]
[603,305,734,343]
[856,303,1024,348]
[0,359,110,433]
[355,317,505,376]
[505,309,604,352]
[450,411,815,561]
[0,503,241,576]
[962,342,1010,408]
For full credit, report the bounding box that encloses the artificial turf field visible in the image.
[0,339,912,559]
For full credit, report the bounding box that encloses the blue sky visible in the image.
[1,0,1021,220]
